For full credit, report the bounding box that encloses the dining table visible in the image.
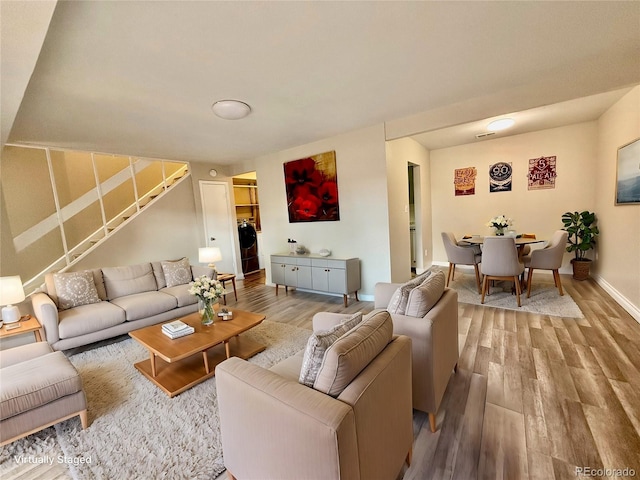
[460,235,545,248]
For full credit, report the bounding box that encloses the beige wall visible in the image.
[430,121,599,273]
[71,179,201,270]
[253,124,390,298]
[594,86,640,320]
[385,137,432,281]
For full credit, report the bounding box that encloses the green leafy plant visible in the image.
[561,211,599,261]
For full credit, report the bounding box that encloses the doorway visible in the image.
[408,164,423,277]
[199,181,238,275]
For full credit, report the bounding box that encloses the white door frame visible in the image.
[199,180,239,277]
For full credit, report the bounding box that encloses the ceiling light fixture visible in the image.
[211,100,251,120]
[487,118,515,131]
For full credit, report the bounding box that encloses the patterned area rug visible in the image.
[449,272,584,318]
[0,321,311,480]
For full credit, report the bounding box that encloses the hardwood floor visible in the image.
[2,269,640,479]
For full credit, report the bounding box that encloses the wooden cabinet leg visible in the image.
[343,294,348,307]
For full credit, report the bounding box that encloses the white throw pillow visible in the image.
[298,312,363,387]
[53,271,102,310]
[405,270,446,317]
[161,258,192,288]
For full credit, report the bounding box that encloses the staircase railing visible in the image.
[3,145,190,294]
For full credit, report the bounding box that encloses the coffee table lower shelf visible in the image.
[134,336,265,397]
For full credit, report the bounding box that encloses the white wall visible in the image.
[595,86,640,321]
[385,137,432,280]
[254,124,390,298]
[429,121,599,273]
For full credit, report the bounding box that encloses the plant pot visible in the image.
[571,258,592,281]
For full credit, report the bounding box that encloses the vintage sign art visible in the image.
[528,156,557,190]
[489,162,512,192]
[454,167,477,196]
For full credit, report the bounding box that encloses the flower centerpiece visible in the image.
[486,215,513,236]
[188,275,225,325]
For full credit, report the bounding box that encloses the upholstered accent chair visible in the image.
[441,232,482,293]
[0,342,88,446]
[216,310,413,480]
[521,230,569,298]
[373,271,459,433]
[481,236,525,307]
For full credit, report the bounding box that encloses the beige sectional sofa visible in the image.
[216,310,414,480]
[31,259,212,351]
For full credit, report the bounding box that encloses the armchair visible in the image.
[374,279,459,432]
[216,310,413,480]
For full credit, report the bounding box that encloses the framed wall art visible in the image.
[454,167,477,196]
[284,151,340,222]
[615,137,640,205]
[528,155,557,190]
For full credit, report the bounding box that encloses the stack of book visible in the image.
[162,320,194,339]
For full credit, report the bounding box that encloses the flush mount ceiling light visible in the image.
[211,100,251,120]
[487,118,515,131]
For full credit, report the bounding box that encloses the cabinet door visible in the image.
[311,266,329,292]
[327,267,347,294]
[271,262,286,285]
[284,264,298,287]
[297,265,313,289]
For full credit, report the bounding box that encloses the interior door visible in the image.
[200,181,237,275]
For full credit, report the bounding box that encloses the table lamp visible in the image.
[0,276,26,324]
[199,247,222,273]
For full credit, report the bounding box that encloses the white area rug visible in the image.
[449,272,584,318]
[0,321,310,480]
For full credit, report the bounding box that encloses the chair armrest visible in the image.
[216,357,358,480]
[312,312,353,332]
[30,292,60,345]
[374,282,402,309]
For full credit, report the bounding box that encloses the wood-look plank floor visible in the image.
[2,269,640,480]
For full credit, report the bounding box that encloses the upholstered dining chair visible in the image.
[521,230,569,298]
[441,232,482,294]
[480,236,525,307]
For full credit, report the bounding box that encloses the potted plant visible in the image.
[561,210,599,280]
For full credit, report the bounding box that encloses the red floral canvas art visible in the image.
[284,151,340,223]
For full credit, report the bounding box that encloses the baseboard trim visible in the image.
[592,274,640,325]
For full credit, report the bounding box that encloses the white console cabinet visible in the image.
[270,254,360,307]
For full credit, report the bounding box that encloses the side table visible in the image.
[0,315,43,342]
[217,273,238,305]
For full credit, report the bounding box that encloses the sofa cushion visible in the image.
[405,270,446,317]
[298,312,363,388]
[151,261,167,289]
[102,263,157,300]
[45,269,106,307]
[53,271,102,310]
[313,309,393,397]
[0,342,53,369]
[161,258,193,288]
[387,270,432,315]
[0,351,83,420]
[58,302,126,339]
[160,284,198,307]
[110,291,177,321]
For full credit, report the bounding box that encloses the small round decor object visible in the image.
[295,245,306,255]
[318,249,331,257]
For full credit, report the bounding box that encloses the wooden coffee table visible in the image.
[129,307,266,397]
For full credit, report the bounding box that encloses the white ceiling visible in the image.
[3,1,640,165]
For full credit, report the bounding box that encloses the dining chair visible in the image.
[480,236,525,307]
[441,232,482,294]
[521,230,569,298]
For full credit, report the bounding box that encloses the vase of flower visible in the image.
[198,298,216,326]
[486,215,513,236]
[189,275,225,326]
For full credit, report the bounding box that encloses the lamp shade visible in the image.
[199,247,222,264]
[0,276,25,324]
